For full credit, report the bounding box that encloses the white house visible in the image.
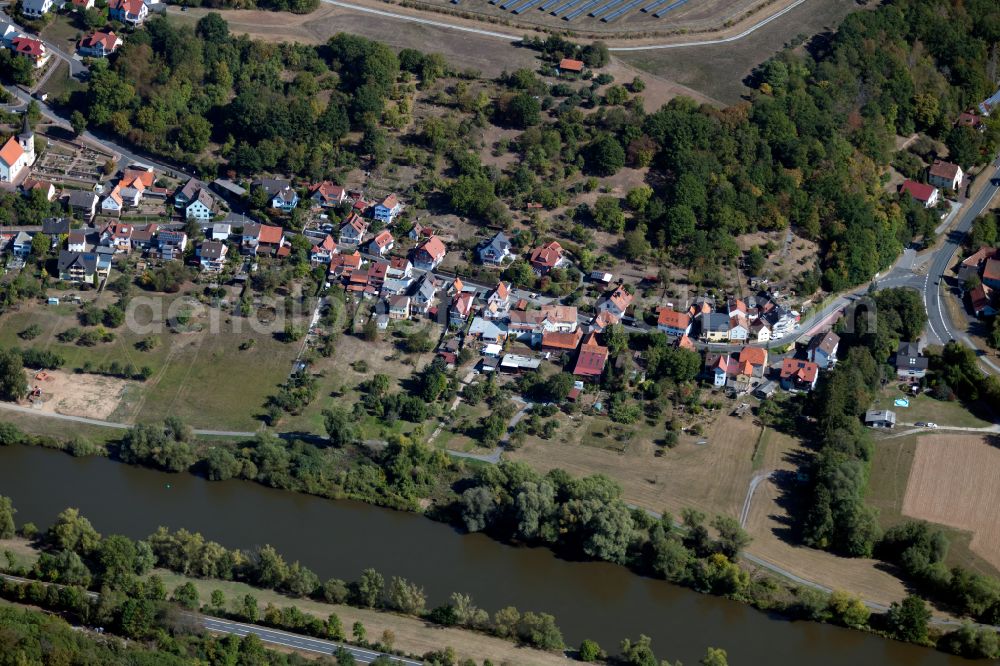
[928,160,964,191]
[21,0,53,18]
[185,189,214,221]
[373,194,401,223]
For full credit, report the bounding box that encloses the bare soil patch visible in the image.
[902,435,1000,571]
[24,369,130,421]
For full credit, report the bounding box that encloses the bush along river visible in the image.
[0,444,971,664]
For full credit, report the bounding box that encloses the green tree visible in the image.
[0,349,28,401]
[323,406,357,447]
[353,568,384,608]
[886,594,931,644]
[47,508,101,555]
[579,638,602,662]
[0,496,15,539]
[505,92,541,129]
[700,647,728,666]
[593,196,625,234]
[586,135,625,176]
[172,581,200,610]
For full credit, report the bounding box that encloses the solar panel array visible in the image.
[480,0,693,21]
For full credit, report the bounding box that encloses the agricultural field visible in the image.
[902,435,1000,572]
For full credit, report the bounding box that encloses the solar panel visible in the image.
[539,0,564,11]
[601,0,643,20]
[550,0,584,14]
[653,0,689,15]
[590,0,624,17]
[500,0,521,9]
[564,0,604,19]
[641,0,668,11]
[511,0,543,12]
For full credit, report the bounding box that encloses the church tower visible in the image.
[18,114,35,167]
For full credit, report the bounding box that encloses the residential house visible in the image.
[57,251,99,284]
[129,223,158,252]
[329,251,362,279]
[895,342,928,384]
[478,231,512,266]
[541,329,583,353]
[0,118,35,183]
[381,277,411,297]
[210,223,231,241]
[102,223,133,254]
[704,353,735,388]
[677,334,696,351]
[22,178,55,201]
[573,333,608,380]
[373,194,401,223]
[409,273,439,315]
[597,286,633,319]
[412,236,447,270]
[900,180,939,208]
[728,316,749,342]
[928,160,964,191]
[508,305,578,339]
[500,354,542,373]
[529,241,565,275]
[957,111,984,131]
[186,189,214,221]
[11,231,32,257]
[270,186,299,212]
[252,178,290,200]
[984,258,1000,289]
[780,358,819,391]
[764,307,798,339]
[210,178,246,204]
[41,217,70,237]
[67,229,90,253]
[11,36,48,68]
[156,230,187,261]
[367,229,394,257]
[409,222,434,242]
[78,29,122,57]
[309,181,346,208]
[558,58,584,74]
[484,281,511,319]
[698,312,730,342]
[727,298,747,318]
[469,317,507,344]
[449,292,475,325]
[242,223,285,256]
[197,240,228,273]
[962,246,1000,271]
[657,308,691,336]
[310,235,337,264]
[108,0,148,25]
[386,256,412,280]
[589,310,619,334]
[807,330,840,369]
[339,214,369,246]
[20,0,52,19]
[736,346,768,384]
[969,284,997,317]
[387,294,410,320]
[174,178,206,209]
[865,410,897,429]
[750,318,772,342]
[72,0,96,10]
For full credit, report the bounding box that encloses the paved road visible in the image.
[200,617,422,665]
[320,0,810,52]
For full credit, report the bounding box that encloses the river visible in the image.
[0,445,969,664]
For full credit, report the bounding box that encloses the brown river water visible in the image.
[0,444,972,664]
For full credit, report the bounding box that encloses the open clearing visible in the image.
[902,435,1000,572]
[511,410,762,519]
[24,369,129,421]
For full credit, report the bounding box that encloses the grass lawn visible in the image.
[0,539,41,570]
[0,289,308,431]
[39,12,86,53]
[870,387,994,428]
[36,60,86,102]
[868,434,1000,578]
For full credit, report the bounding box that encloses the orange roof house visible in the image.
[780,358,819,391]
[529,241,564,274]
[541,329,583,352]
[559,58,584,73]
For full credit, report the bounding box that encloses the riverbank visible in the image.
[0,442,971,665]
[0,537,573,665]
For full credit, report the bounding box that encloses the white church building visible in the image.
[0,116,35,184]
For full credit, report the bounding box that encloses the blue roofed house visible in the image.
[271,186,298,212]
[373,194,401,223]
[479,231,512,266]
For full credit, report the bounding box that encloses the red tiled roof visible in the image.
[12,37,45,58]
[379,194,398,209]
[962,246,1000,267]
[310,181,345,202]
[417,235,447,261]
[984,258,1000,283]
[970,284,991,313]
[900,180,936,202]
[541,329,583,351]
[780,358,818,384]
[258,224,284,245]
[79,29,119,51]
[604,286,632,312]
[657,308,690,329]
[530,241,563,269]
[738,346,768,367]
[573,333,608,377]
[0,136,24,168]
[371,229,393,248]
[559,58,584,72]
[313,235,336,253]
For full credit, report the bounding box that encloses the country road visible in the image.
[0,573,416,664]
